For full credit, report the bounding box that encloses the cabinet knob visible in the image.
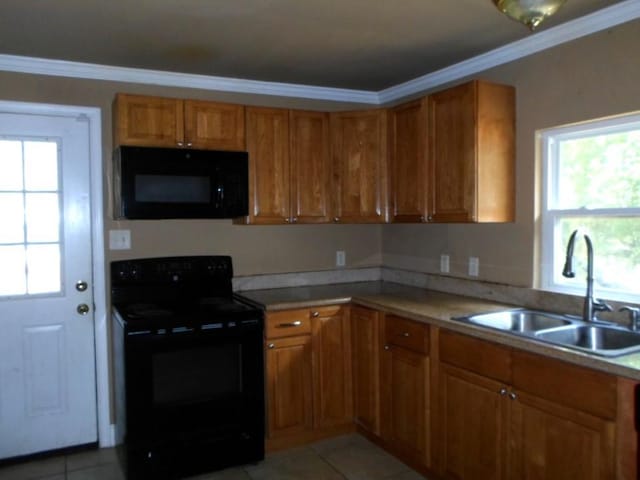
[384,345,390,351]
[311,311,320,317]
[420,216,425,222]
[401,332,410,337]
[499,387,508,396]
[284,218,290,223]
[427,215,433,222]
[186,142,193,147]
[177,142,184,147]
[509,391,517,401]
[268,343,275,349]
[292,217,298,223]
[333,217,340,223]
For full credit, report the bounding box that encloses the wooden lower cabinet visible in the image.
[510,391,615,480]
[311,306,353,429]
[437,364,508,480]
[436,329,618,480]
[265,334,313,438]
[265,306,353,449]
[380,315,430,468]
[351,305,381,435]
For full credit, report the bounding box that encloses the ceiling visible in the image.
[0,0,628,91]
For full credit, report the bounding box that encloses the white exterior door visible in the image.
[0,112,97,459]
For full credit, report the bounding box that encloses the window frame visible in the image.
[539,112,640,303]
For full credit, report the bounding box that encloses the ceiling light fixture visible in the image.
[493,0,568,30]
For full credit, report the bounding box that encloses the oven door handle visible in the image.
[278,321,302,328]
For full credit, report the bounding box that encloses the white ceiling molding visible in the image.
[378,0,640,104]
[0,0,638,106]
[0,54,379,104]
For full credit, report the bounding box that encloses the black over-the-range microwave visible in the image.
[113,146,249,219]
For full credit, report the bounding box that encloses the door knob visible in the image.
[75,280,88,292]
[77,304,90,315]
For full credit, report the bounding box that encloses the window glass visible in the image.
[541,114,640,301]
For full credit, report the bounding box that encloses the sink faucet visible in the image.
[562,229,612,322]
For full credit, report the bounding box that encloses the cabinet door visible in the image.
[351,306,381,435]
[265,335,313,438]
[437,364,509,480]
[245,107,291,224]
[113,94,183,147]
[510,390,615,480]
[311,306,352,429]
[184,100,245,150]
[389,98,428,223]
[381,344,429,466]
[428,82,477,222]
[331,110,388,223]
[290,110,332,223]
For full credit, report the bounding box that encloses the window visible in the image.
[0,139,62,297]
[540,113,640,302]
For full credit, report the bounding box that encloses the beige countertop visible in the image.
[238,281,640,381]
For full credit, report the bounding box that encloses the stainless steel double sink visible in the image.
[453,309,640,357]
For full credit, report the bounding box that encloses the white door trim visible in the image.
[0,100,112,447]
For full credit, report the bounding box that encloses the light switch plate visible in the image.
[109,229,131,250]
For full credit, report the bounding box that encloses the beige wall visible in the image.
[0,19,638,284]
[383,19,640,288]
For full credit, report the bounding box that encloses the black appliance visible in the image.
[112,256,264,479]
[113,146,249,219]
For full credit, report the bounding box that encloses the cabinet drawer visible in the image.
[384,315,429,354]
[266,309,312,339]
[439,330,511,383]
[512,350,617,420]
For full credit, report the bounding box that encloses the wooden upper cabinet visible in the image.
[113,93,245,150]
[388,98,428,223]
[243,106,291,224]
[290,110,332,223]
[428,80,515,223]
[183,99,245,150]
[239,108,331,224]
[114,94,184,148]
[331,109,388,223]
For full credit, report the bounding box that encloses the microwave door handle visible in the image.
[215,183,224,208]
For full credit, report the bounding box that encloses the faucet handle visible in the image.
[593,299,613,313]
[619,306,640,331]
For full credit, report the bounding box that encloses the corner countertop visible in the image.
[238,281,640,381]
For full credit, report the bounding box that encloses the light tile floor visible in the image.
[0,434,429,480]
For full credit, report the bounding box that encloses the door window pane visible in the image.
[0,193,25,243]
[27,244,61,294]
[0,138,62,298]
[0,245,26,296]
[24,141,58,191]
[26,193,60,243]
[0,140,23,190]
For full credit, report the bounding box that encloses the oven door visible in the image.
[123,324,264,474]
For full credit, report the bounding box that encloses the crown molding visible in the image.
[0,54,380,105]
[0,0,638,106]
[378,0,640,104]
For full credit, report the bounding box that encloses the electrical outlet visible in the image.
[440,254,450,273]
[468,256,479,277]
[109,229,131,250]
[336,250,346,267]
